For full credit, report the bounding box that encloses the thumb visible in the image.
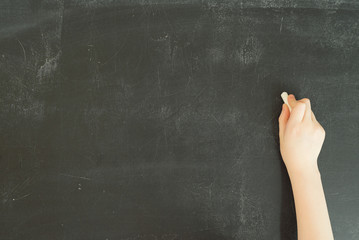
[279,103,290,142]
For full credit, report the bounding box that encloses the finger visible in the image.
[288,94,297,109]
[298,98,312,122]
[278,103,290,141]
[287,101,306,126]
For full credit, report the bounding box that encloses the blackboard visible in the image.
[1,1,359,239]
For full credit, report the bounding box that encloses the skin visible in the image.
[278,94,334,240]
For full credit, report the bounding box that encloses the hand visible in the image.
[278,94,326,176]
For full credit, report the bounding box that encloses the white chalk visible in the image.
[281,92,292,112]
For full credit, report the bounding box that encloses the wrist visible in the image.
[287,164,321,182]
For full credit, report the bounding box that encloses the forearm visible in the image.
[288,166,334,240]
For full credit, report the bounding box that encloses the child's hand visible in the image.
[278,94,326,176]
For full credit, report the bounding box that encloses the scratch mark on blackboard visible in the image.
[1,177,34,204]
[280,16,284,34]
[12,193,31,201]
[211,114,221,128]
[17,39,27,63]
[60,173,91,181]
[37,51,61,82]
[9,177,32,196]
[194,87,206,100]
[100,32,129,67]
[162,5,176,38]
[189,225,226,233]
[161,86,207,122]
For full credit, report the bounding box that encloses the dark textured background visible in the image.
[1,1,359,239]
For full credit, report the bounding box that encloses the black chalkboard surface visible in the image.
[1,1,358,239]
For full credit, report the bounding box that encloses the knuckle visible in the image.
[314,125,325,135]
[296,102,306,108]
[302,98,310,104]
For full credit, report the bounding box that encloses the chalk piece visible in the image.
[281,92,292,112]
